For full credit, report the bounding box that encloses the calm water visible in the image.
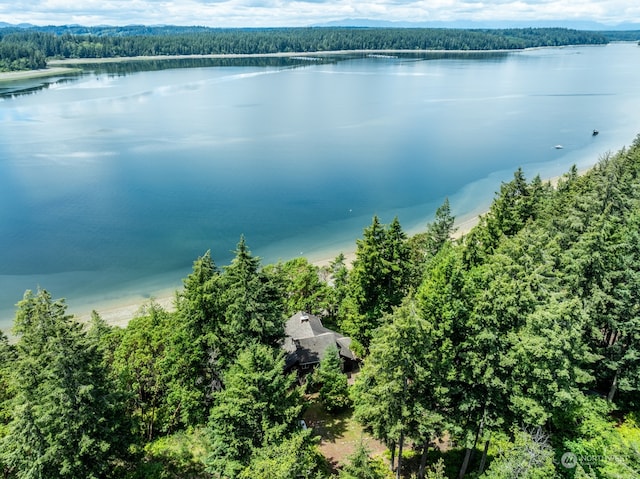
[1,44,639,329]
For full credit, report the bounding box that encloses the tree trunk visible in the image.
[458,448,472,479]
[390,441,396,472]
[607,369,619,402]
[469,413,483,465]
[459,416,484,479]
[478,438,490,474]
[418,440,430,479]
[397,430,404,479]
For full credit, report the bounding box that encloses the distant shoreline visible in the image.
[0,50,511,83]
[0,46,593,82]
[0,67,81,83]
[46,48,522,66]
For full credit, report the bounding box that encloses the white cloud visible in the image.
[0,0,637,27]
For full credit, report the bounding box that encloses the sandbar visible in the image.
[0,67,81,83]
[45,49,519,66]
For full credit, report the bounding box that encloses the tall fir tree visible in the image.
[341,216,411,353]
[207,343,302,477]
[220,236,284,356]
[172,250,225,426]
[352,299,443,476]
[0,289,132,479]
[0,330,16,476]
[311,345,350,412]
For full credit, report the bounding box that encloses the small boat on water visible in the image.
[555,145,564,149]
[592,129,599,136]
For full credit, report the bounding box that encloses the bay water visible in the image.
[1,43,639,330]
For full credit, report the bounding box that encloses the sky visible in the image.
[0,0,638,28]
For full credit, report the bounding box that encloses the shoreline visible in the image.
[0,45,591,85]
[0,49,520,83]
[66,158,607,330]
[46,48,523,66]
[74,167,586,329]
[0,67,81,83]
[2,43,611,84]
[76,210,483,327]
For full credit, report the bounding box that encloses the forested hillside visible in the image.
[600,30,640,41]
[1,137,639,478]
[0,26,609,72]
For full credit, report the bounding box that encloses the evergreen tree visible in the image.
[0,331,16,476]
[504,296,595,427]
[384,217,412,307]
[423,459,448,479]
[86,310,112,349]
[0,289,131,479]
[426,197,457,257]
[219,236,284,357]
[570,213,640,406]
[352,300,442,476]
[112,302,177,441]
[479,428,556,479]
[207,343,302,477]
[339,439,388,479]
[342,216,411,353]
[176,250,221,339]
[416,244,468,475]
[239,429,328,479]
[489,168,534,237]
[172,250,225,426]
[408,198,458,288]
[311,345,350,412]
[326,252,350,325]
[264,257,330,317]
[462,169,550,267]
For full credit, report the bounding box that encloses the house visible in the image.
[283,311,357,372]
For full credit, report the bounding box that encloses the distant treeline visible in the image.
[601,30,640,41]
[0,26,610,72]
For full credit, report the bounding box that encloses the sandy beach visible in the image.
[66,160,602,331]
[73,167,581,329]
[75,291,177,329]
[75,211,483,328]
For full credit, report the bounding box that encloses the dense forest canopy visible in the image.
[0,26,611,72]
[600,30,640,41]
[1,134,640,477]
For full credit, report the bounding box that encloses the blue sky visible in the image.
[1,0,638,27]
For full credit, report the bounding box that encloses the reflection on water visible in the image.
[1,51,511,98]
[0,75,81,99]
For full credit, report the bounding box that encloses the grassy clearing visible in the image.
[303,398,387,473]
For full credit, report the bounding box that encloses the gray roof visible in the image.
[285,311,334,340]
[283,312,356,368]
